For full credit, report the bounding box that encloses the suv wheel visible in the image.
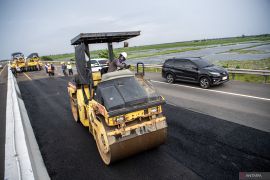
[166,73,175,83]
[200,77,210,89]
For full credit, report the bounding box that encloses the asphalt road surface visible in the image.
[15,69,270,180]
[0,65,8,180]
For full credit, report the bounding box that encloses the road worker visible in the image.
[48,63,55,76]
[108,52,130,72]
[45,63,49,73]
[61,62,67,76]
[67,62,73,76]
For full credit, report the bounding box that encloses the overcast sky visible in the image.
[0,0,269,59]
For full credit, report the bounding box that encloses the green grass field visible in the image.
[218,58,270,83]
[223,42,270,54]
[41,34,270,61]
[230,73,270,83]
[217,58,270,69]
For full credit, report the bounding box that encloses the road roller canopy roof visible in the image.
[71,31,140,45]
[11,52,24,58]
[27,53,39,59]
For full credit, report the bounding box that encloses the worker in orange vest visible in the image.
[48,63,55,76]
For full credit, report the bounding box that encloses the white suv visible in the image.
[91,58,108,72]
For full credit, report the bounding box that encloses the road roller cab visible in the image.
[67,31,167,165]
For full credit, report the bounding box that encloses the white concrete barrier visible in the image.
[5,68,50,180]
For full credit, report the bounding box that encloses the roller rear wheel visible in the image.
[69,97,79,122]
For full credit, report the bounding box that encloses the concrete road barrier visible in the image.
[5,67,50,180]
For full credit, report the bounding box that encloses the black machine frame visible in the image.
[71,31,140,100]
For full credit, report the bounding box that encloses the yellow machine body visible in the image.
[10,57,26,71]
[11,53,42,72]
[68,70,167,164]
[26,56,42,71]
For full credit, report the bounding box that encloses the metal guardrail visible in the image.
[136,64,270,83]
[42,61,74,65]
[5,68,50,180]
[226,68,270,83]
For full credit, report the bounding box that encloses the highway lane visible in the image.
[17,71,201,180]
[0,65,8,180]
[145,72,270,99]
[145,72,270,132]
[16,70,270,180]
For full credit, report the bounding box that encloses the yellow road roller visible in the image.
[67,31,167,165]
[10,52,27,72]
[26,53,42,71]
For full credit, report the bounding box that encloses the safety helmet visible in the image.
[120,52,127,59]
[61,62,64,64]
[68,62,70,64]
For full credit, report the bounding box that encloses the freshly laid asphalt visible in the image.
[15,70,270,180]
[0,65,7,180]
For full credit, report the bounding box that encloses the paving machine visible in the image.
[26,53,42,71]
[10,52,27,72]
[67,31,167,165]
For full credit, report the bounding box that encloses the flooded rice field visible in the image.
[128,42,270,64]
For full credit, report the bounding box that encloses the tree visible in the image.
[41,56,53,61]
[98,50,116,59]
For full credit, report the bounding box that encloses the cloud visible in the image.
[0,0,270,59]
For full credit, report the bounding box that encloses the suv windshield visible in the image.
[95,77,161,111]
[91,60,99,67]
[192,59,213,68]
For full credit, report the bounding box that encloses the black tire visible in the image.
[166,73,175,83]
[200,77,211,89]
[69,97,80,122]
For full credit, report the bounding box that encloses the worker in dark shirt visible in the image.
[61,62,67,76]
[108,52,130,72]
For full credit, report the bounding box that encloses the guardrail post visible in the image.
[232,73,235,80]
[263,75,268,84]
